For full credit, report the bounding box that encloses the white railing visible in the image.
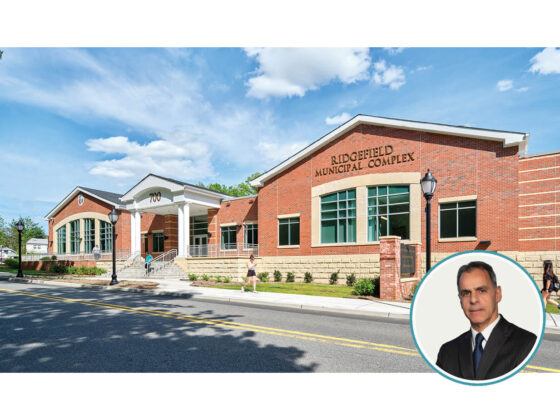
[24,249,135,262]
[146,249,177,276]
[188,244,258,258]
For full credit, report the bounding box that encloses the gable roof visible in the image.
[250,114,530,188]
[120,173,233,201]
[44,186,123,220]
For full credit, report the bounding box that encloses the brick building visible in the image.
[45,115,560,282]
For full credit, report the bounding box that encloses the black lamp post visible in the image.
[108,208,119,285]
[15,219,24,278]
[420,169,437,272]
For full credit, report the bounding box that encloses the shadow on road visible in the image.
[0,285,318,373]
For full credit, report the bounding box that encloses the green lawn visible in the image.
[201,282,357,298]
[546,302,560,314]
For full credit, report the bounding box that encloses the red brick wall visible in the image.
[258,124,520,256]
[519,152,560,251]
[212,197,258,247]
[48,192,131,253]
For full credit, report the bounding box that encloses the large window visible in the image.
[440,200,476,238]
[57,226,66,254]
[321,189,356,243]
[279,218,299,246]
[153,232,164,253]
[244,223,258,248]
[84,218,95,253]
[100,221,112,253]
[70,220,80,254]
[221,226,237,250]
[368,186,410,241]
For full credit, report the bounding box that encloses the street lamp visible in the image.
[108,208,119,285]
[15,219,24,278]
[420,169,437,272]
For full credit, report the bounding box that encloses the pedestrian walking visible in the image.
[542,260,560,309]
[242,254,257,292]
[145,253,153,275]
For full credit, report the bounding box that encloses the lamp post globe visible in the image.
[420,170,437,272]
[108,209,119,285]
[15,219,24,278]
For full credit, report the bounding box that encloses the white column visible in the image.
[184,203,190,257]
[178,205,184,257]
[130,211,137,254]
[135,212,141,255]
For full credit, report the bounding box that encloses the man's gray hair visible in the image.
[457,261,497,290]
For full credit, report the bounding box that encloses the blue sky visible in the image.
[1,47,559,232]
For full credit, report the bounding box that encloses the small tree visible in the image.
[273,270,282,282]
[304,272,313,283]
[286,272,295,282]
[329,270,340,285]
[346,273,356,287]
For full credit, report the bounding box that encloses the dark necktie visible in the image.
[473,332,484,374]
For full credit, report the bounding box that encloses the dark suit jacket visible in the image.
[436,316,537,380]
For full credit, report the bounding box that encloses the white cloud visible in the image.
[86,136,214,180]
[384,48,404,55]
[255,141,307,164]
[325,112,351,125]
[497,79,513,91]
[530,47,560,75]
[415,65,433,72]
[516,87,529,92]
[372,60,406,90]
[245,48,371,99]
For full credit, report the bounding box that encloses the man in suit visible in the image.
[436,261,537,381]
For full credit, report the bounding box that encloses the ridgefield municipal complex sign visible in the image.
[314,145,415,177]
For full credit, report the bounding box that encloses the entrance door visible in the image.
[191,235,208,257]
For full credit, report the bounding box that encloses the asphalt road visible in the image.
[0,281,559,374]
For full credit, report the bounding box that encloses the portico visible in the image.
[119,174,231,258]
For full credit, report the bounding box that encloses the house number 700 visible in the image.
[149,192,162,202]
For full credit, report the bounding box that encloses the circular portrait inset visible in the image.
[410,251,545,385]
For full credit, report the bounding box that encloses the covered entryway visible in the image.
[119,174,231,258]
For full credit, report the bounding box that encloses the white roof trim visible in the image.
[44,187,123,220]
[250,115,530,187]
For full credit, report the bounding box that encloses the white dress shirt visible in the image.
[470,314,501,351]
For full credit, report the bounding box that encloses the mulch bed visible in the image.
[26,277,159,289]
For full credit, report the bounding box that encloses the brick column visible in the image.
[380,236,402,301]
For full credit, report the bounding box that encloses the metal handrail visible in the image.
[188,244,258,258]
[146,249,177,276]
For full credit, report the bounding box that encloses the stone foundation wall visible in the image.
[421,251,560,281]
[176,254,380,284]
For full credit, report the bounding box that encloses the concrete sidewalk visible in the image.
[2,272,559,332]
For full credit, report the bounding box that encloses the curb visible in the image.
[2,277,557,330]
[2,277,409,321]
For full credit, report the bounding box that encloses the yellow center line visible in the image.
[2,288,559,371]
[0,287,418,356]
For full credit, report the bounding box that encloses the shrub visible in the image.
[216,276,222,283]
[40,256,51,261]
[304,271,313,283]
[201,274,210,281]
[3,258,19,269]
[49,264,68,274]
[329,270,340,285]
[346,273,356,287]
[188,274,198,281]
[273,270,282,282]
[223,277,231,283]
[51,255,57,261]
[286,272,295,282]
[352,278,376,296]
[257,272,269,282]
[67,266,79,275]
[373,276,380,298]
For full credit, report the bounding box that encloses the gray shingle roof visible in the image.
[78,187,123,205]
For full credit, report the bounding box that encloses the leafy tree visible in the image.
[198,172,262,197]
[2,217,47,253]
[0,50,3,60]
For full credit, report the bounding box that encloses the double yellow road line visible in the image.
[1,287,558,372]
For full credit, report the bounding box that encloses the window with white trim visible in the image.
[279,218,299,246]
[440,200,476,238]
[221,226,237,250]
[244,223,258,248]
